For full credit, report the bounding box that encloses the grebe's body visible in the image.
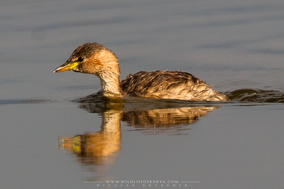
[54,42,229,101]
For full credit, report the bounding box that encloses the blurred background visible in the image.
[1,0,284,188]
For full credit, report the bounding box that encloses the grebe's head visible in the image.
[54,42,119,75]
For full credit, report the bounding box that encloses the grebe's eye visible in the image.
[77,57,84,62]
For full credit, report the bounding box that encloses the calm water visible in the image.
[1,0,284,188]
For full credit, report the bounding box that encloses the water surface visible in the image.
[1,0,284,189]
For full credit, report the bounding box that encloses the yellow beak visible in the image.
[53,62,78,73]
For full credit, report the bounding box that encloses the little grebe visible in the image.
[54,42,229,101]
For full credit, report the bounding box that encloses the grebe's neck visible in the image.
[96,70,121,96]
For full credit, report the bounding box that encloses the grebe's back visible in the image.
[120,70,229,101]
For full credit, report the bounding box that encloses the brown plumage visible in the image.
[54,42,229,101]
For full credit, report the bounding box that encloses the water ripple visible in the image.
[0,99,52,105]
[226,89,284,103]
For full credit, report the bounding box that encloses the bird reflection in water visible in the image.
[59,112,121,168]
[58,94,219,180]
[122,106,217,135]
